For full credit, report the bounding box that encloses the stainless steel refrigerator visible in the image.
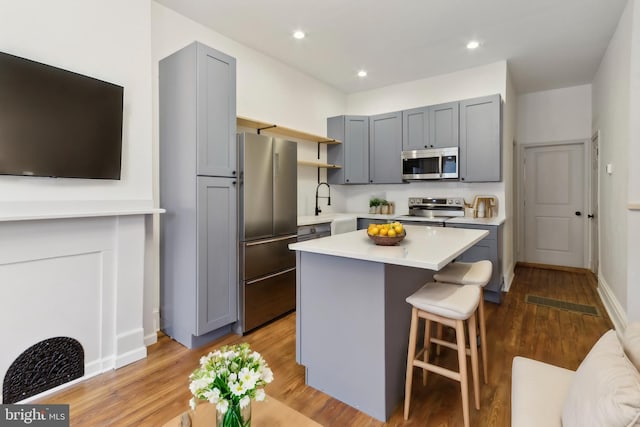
[237,132,297,333]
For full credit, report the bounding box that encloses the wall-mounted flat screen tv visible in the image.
[0,51,123,179]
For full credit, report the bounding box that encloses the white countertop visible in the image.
[446,216,505,226]
[289,224,488,270]
[298,212,504,227]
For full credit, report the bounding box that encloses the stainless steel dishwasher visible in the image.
[297,222,332,241]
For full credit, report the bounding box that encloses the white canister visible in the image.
[477,200,486,218]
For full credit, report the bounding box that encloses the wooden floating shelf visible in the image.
[237,116,341,145]
[298,160,342,169]
[629,203,640,211]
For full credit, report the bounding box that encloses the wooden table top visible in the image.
[162,396,322,427]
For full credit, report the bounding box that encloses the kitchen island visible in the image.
[289,225,488,422]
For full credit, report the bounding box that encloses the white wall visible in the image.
[516,85,592,144]
[627,0,640,322]
[592,0,633,329]
[0,0,153,209]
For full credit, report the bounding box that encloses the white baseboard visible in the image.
[114,347,147,369]
[503,261,516,292]
[597,273,628,332]
[144,332,158,346]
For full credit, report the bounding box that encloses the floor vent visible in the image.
[526,295,599,316]
[3,337,84,403]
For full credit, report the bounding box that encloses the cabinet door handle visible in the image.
[575,211,582,216]
[588,214,594,219]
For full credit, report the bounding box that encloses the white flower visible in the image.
[261,367,274,383]
[217,399,229,414]
[204,388,221,404]
[229,380,246,396]
[238,367,259,390]
[239,396,251,408]
[189,397,197,410]
[255,389,266,401]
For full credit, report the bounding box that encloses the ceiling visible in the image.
[155,0,628,95]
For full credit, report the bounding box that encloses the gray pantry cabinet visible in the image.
[159,41,238,348]
[459,94,502,182]
[327,115,370,184]
[447,223,503,303]
[402,101,459,150]
[369,111,403,183]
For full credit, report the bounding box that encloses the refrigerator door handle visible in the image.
[246,267,296,285]
[244,234,297,246]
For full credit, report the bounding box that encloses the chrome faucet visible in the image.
[315,182,331,216]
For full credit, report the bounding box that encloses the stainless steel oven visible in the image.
[401,147,459,180]
[397,197,465,225]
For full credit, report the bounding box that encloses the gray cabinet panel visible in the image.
[327,115,369,184]
[459,94,501,182]
[446,223,503,303]
[159,42,238,348]
[369,111,402,184]
[197,177,238,335]
[402,107,429,150]
[196,44,237,177]
[430,101,459,148]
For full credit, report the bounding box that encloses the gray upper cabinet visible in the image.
[459,94,501,182]
[196,44,237,177]
[402,102,459,151]
[430,101,459,148]
[369,111,403,183]
[159,42,237,348]
[327,115,369,184]
[402,107,429,150]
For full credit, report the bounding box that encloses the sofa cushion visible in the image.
[511,356,574,427]
[623,323,640,372]
[562,330,640,427]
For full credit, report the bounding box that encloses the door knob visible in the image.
[575,211,582,216]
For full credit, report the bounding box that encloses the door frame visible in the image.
[516,139,590,267]
[590,130,600,274]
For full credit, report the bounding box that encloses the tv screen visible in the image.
[0,51,123,179]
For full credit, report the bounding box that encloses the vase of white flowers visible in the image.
[189,343,274,427]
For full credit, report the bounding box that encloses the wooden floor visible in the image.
[36,264,613,426]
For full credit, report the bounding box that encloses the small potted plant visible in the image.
[369,198,382,214]
[189,343,273,427]
[380,199,390,214]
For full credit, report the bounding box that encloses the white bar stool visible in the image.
[404,282,481,427]
[434,260,492,383]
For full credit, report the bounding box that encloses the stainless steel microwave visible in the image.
[401,147,459,180]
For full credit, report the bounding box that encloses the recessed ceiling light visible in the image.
[293,30,305,40]
[357,70,367,78]
[466,40,480,50]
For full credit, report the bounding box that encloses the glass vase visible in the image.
[216,401,251,427]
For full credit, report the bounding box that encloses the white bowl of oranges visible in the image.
[367,222,406,246]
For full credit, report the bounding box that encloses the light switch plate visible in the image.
[606,163,613,175]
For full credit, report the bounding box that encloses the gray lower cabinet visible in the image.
[327,115,369,184]
[459,94,501,182]
[369,111,402,183]
[159,41,238,348]
[196,177,238,335]
[446,223,503,303]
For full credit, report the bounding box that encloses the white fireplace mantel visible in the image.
[0,202,163,403]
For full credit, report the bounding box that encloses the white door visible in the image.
[590,132,599,273]
[523,143,586,267]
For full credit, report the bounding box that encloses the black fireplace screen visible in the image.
[3,337,84,403]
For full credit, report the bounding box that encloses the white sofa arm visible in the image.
[511,356,575,427]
